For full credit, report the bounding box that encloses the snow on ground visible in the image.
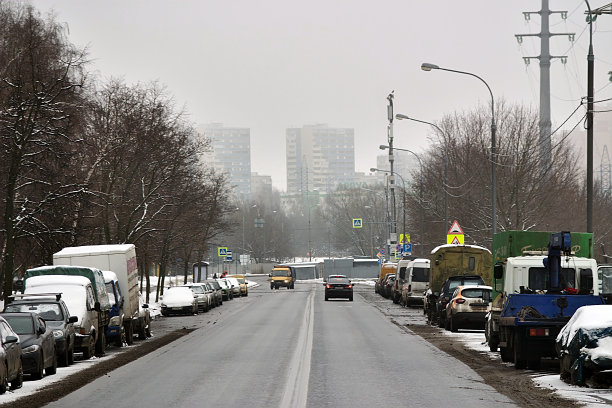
[439,329,612,406]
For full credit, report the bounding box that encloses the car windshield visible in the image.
[528,267,576,290]
[272,270,290,277]
[3,315,35,335]
[329,278,350,284]
[190,286,204,294]
[461,288,490,299]
[412,267,429,282]
[5,303,64,321]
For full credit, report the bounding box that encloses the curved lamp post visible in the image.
[421,62,497,242]
[395,113,449,239]
[372,154,423,257]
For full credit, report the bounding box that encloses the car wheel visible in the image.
[126,322,134,345]
[45,353,57,376]
[560,355,572,381]
[437,315,445,328]
[10,364,22,390]
[67,345,75,365]
[138,323,147,340]
[450,316,458,332]
[0,361,8,394]
[444,317,450,331]
[145,321,152,337]
[82,335,95,359]
[349,296,353,302]
[325,295,329,301]
[245,290,248,296]
[95,330,106,357]
[32,352,44,380]
[60,346,70,367]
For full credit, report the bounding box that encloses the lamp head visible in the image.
[379,145,388,150]
[421,62,439,71]
[369,168,377,172]
[395,114,410,121]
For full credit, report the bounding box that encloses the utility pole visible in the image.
[386,91,397,262]
[515,0,574,175]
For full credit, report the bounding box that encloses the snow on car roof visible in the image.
[26,274,91,286]
[557,305,612,346]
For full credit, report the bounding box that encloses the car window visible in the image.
[601,267,612,294]
[86,286,96,310]
[451,288,460,298]
[3,315,35,335]
[0,321,16,342]
[329,278,349,284]
[461,288,490,299]
[272,270,290,277]
[411,267,429,282]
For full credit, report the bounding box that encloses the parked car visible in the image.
[206,280,224,307]
[324,276,353,301]
[224,277,242,298]
[181,284,209,313]
[436,275,485,329]
[383,275,396,299]
[216,278,234,300]
[557,304,612,386]
[1,312,56,379]
[133,292,151,340]
[0,315,23,392]
[227,274,248,296]
[445,285,492,332]
[161,287,198,316]
[200,282,217,308]
[4,293,77,366]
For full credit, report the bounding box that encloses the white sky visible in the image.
[28,0,612,190]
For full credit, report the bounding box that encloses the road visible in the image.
[44,276,514,408]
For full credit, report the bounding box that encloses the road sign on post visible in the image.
[352,218,363,228]
[218,247,228,257]
[447,220,465,245]
[226,250,233,261]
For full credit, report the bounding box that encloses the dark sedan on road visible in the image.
[324,277,353,301]
[1,312,56,379]
[4,294,77,366]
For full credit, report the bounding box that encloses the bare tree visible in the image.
[0,3,87,298]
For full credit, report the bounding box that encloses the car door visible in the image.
[0,321,20,379]
[36,316,54,367]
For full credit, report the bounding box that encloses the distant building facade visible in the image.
[251,172,273,198]
[286,124,355,193]
[201,123,251,197]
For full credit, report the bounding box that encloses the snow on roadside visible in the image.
[438,329,612,406]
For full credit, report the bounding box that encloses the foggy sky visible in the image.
[29,0,612,190]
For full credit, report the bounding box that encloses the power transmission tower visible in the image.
[601,145,611,195]
[515,0,574,176]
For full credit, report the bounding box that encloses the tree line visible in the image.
[0,2,232,301]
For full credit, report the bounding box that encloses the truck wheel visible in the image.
[513,332,527,369]
[125,321,134,345]
[500,346,512,362]
[95,330,106,357]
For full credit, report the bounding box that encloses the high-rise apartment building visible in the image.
[286,124,355,193]
[201,123,251,197]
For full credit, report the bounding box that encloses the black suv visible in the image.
[4,293,77,366]
[436,275,485,328]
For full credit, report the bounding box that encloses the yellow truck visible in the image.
[269,265,296,290]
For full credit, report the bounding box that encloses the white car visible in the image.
[160,287,198,316]
[223,277,241,297]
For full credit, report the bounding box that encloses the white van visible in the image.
[400,258,431,306]
[24,275,101,359]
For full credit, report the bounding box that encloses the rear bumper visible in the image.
[325,289,353,299]
[452,312,487,328]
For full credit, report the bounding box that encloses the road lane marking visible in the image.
[279,287,314,408]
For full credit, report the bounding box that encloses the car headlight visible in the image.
[23,344,40,354]
[109,316,121,326]
[284,280,289,283]
[53,330,64,338]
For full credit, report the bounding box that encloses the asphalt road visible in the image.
[44,276,515,408]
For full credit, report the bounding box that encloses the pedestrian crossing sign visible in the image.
[352,218,363,228]
[218,247,228,256]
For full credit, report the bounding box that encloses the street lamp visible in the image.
[395,113,449,238]
[374,152,424,257]
[421,62,497,242]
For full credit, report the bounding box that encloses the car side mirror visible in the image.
[38,326,45,335]
[5,335,18,344]
[494,264,504,280]
[94,301,101,312]
[68,316,78,323]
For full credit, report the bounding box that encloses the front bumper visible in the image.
[161,305,193,315]
[22,348,42,374]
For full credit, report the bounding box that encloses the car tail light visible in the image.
[347,284,353,289]
[528,328,550,336]
[455,298,466,304]
[326,284,331,289]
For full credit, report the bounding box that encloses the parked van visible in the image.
[24,275,102,359]
[401,258,431,306]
